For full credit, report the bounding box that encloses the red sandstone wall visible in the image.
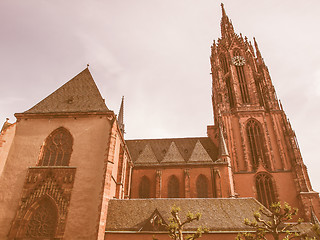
[233,171,301,219]
[131,166,214,198]
[0,123,16,176]
[0,115,112,239]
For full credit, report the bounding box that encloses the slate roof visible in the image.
[126,137,218,166]
[105,198,265,232]
[24,68,109,114]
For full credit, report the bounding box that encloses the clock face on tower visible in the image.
[232,56,246,66]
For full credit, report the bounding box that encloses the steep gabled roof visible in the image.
[126,137,218,166]
[24,68,109,114]
[105,198,266,232]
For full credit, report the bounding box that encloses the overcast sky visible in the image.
[1,1,320,191]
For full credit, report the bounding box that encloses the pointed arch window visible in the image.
[226,76,235,108]
[38,127,73,166]
[139,176,151,198]
[246,120,269,171]
[255,173,277,209]
[196,174,208,198]
[234,50,250,104]
[168,175,179,198]
[219,54,229,74]
[25,198,58,238]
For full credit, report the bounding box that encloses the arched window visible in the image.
[25,198,58,238]
[226,76,235,108]
[219,54,229,74]
[246,120,269,171]
[38,127,73,166]
[255,173,277,209]
[196,174,208,198]
[139,176,150,198]
[234,50,250,104]
[168,175,179,198]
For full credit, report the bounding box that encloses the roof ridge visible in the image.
[23,68,109,114]
[126,136,210,141]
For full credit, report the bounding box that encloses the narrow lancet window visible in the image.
[196,174,208,198]
[255,173,277,209]
[234,50,250,104]
[226,77,235,108]
[219,54,229,74]
[38,127,73,166]
[139,176,150,198]
[246,119,269,171]
[168,175,179,198]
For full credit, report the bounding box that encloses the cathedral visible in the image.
[0,4,319,240]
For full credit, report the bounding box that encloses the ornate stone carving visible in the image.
[9,167,76,239]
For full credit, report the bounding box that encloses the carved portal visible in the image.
[8,167,76,239]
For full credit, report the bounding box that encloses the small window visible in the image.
[196,174,208,198]
[168,175,179,198]
[139,176,151,198]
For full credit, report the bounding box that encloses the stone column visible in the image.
[184,169,190,198]
[155,170,162,198]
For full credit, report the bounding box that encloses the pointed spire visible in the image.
[218,124,229,157]
[220,3,235,39]
[221,3,227,18]
[118,96,125,135]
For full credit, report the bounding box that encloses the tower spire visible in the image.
[118,96,125,135]
[221,3,227,18]
[220,3,235,39]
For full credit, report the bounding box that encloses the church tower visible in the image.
[209,4,320,220]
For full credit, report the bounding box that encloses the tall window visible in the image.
[25,198,58,238]
[38,127,73,166]
[226,76,235,108]
[246,119,269,171]
[219,54,229,74]
[139,176,150,198]
[234,50,250,104]
[168,175,179,198]
[196,174,208,198]
[255,79,266,108]
[256,173,277,209]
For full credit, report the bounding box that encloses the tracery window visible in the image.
[25,198,58,238]
[38,127,73,166]
[196,174,208,198]
[234,50,250,104]
[246,119,269,171]
[139,176,150,198]
[255,173,277,209]
[168,175,179,198]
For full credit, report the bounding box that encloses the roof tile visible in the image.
[24,68,109,114]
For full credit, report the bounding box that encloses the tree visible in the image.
[236,202,310,240]
[153,205,208,240]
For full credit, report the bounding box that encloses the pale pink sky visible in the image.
[1,0,320,190]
